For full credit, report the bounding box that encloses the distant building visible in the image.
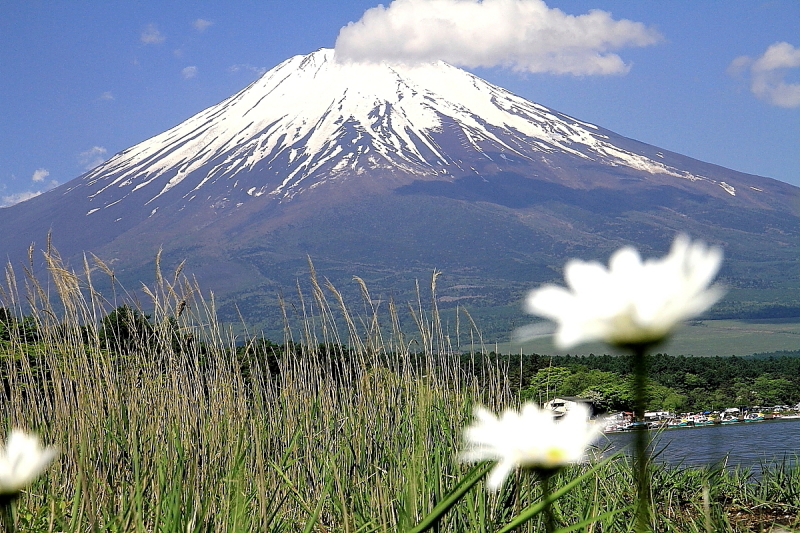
[544,396,599,417]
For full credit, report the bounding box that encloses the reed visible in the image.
[0,249,798,532]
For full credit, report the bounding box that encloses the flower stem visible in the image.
[632,343,651,533]
[539,469,556,533]
[0,495,17,533]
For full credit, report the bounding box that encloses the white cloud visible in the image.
[1,191,43,207]
[99,91,114,101]
[141,24,165,45]
[31,168,49,182]
[334,0,661,75]
[1,175,60,206]
[192,18,213,32]
[729,41,800,108]
[181,66,198,79]
[79,146,108,170]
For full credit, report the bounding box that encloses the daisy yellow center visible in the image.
[545,446,567,465]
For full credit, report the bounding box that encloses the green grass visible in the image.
[500,318,800,357]
[2,250,800,531]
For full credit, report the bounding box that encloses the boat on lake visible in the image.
[666,418,690,428]
[686,414,714,426]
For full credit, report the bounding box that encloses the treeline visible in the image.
[1,304,276,377]
[484,352,800,414]
[0,304,395,386]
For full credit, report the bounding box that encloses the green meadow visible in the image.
[502,318,800,358]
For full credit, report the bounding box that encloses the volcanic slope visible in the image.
[3,48,800,337]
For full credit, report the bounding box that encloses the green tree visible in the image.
[522,367,572,404]
[0,309,39,343]
[568,368,633,411]
[0,307,13,342]
[752,375,795,405]
[648,382,687,413]
[99,305,153,353]
[731,378,758,406]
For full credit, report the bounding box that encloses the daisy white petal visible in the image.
[461,402,602,491]
[0,430,58,494]
[486,459,516,491]
[526,234,723,349]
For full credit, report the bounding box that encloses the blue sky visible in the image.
[1,0,798,207]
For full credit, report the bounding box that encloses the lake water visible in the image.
[602,417,800,472]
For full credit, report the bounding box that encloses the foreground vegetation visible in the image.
[1,251,800,531]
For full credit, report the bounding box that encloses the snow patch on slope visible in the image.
[720,182,736,196]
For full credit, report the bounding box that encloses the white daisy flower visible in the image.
[461,402,601,491]
[526,234,723,349]
[0,430,58,494]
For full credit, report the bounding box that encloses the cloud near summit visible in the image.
[729,42,800,108]
[334,0,661,75]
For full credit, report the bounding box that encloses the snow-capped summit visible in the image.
[72,48,718,215]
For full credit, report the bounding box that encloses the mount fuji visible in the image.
[4,48,800,335]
